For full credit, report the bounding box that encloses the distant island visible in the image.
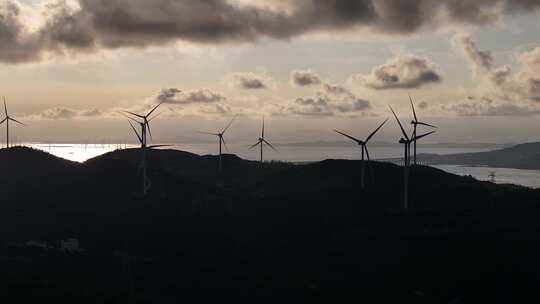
[411,142,540,170]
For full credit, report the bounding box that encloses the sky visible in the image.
[1,0,540,145]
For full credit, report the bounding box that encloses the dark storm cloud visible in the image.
[157,88,226,104]
[352,54,442,90]
[2,0,540,63]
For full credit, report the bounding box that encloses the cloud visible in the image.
[156,88,226,104]
[442,97,540,116]
[37,107,103,119]
[290,70,322,87]
[453,33,494,76]
[285,85,371,117]
[226,72,268,90]
[6,0,539,63]
[454,34,540,103]
[351,54,442,90]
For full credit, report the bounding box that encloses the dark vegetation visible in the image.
[1,146,540,303]
[418,142,540,169]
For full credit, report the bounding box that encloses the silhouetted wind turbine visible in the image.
[334,118,388,189]
[200,115,237,172]
[123,102,164,148]
[126,120,169,197]
[249,117,278,163]
[409,95,437,165]
[390,105,435,209]
[0,97,25,148]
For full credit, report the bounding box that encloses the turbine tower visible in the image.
[334,118,388,190]
[200,115,237,172]
[390,105,435,209]
[249,117,277,163]
[0,97,25,148]
[123,103,166,197]
[409,95,437,165]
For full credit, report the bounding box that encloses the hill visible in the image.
[417,142,540,169]
[0,146,540,302]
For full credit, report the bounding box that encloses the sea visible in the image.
[12,142,540,189]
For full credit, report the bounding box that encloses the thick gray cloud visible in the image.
[290,70,322,87]
[156,88,225,104]
[4,0,540,63]
[352,54,442,90]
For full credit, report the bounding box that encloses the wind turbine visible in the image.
[123,102,164,148]
[0,97,25,148]
[334,118,388,189]
[390,105,435,209]
[123,104,167,197]
[249,117,277,163]
[200,115,237,172]
[409,95,437,165]
[126,120,169,197]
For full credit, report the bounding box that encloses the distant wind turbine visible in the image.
[200,115,238,172]
[123,103,167,197]
[0,97,25,148]
[123,102,163,148]
[249,117,277,163]
[334,118,388,190]
[127,120,169,196]
[409,95,437,165]
[390,105,435,209]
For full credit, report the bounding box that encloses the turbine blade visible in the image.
[417,121,437,128]
[412,130,436,142]
[124,111,145,119]
[221,114,238,134]
[128,121,143,144]
[221,136,229,152]
[198,131,219,136]
[9,117,25,126]
[148,111,163,123]
[389,105,410,141]
[262,116,265,138]
[146,102,162,118]
[249,140,262,149]
[0,117,7,125]
[409,94,417,122]
[334,130,362,144]
[263,139,278,152]
[119,112,142,123]
[3,97,7,117]
[365,118,389,143]
[364,146,371,161]
[146,121,153,140]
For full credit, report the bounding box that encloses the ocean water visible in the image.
[16,142,540,189]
